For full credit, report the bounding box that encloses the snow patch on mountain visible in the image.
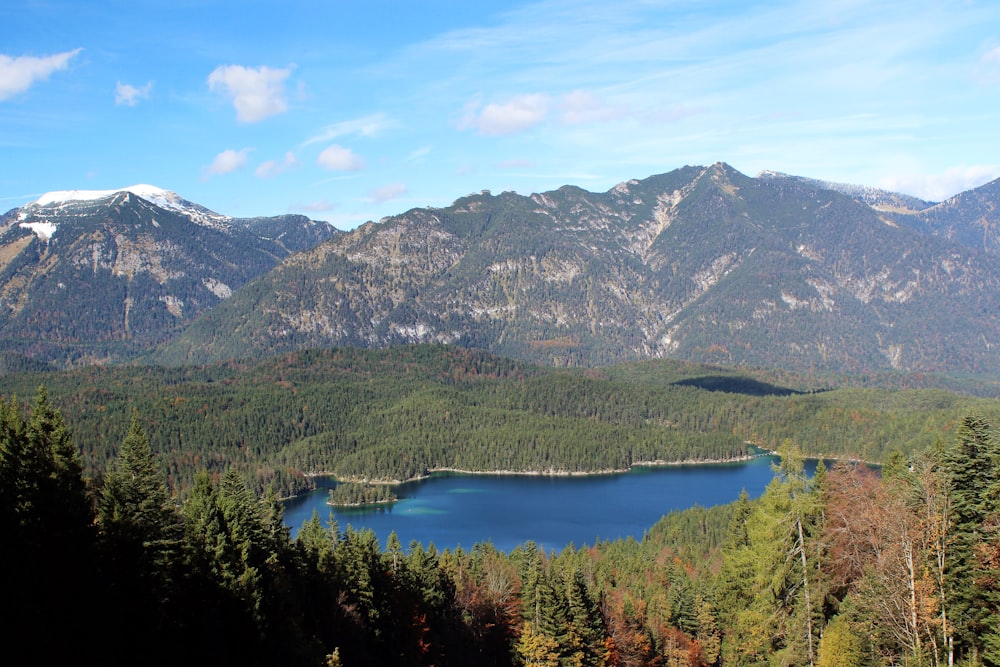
[19,221,58,240]
[33,184,172,206]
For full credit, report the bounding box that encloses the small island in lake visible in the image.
[328,481,398,507]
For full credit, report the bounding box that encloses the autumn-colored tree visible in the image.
[823,457,954,665]
[815,613,862,667]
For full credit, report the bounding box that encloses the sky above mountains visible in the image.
[3,0,1000,229]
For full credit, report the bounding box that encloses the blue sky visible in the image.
[3,0,1000,228]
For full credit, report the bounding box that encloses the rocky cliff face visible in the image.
[155,164,1000,376]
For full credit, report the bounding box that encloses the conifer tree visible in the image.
[815,613,862,667]
[564,567,607,666]
[97,413,187,662]
[944,415,1000,662]
[0,389,97,663]
[717,443,825,666]
[296,509,337,571]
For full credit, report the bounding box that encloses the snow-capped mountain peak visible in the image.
[32,184,173,207]
[24,184,232,230]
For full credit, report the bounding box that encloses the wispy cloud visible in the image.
[316,144,364,171]
[115,81,153,107]
[302,113,396,147]
[458,89,631,137]
[0,48,82,101]
[976,45,1000,83]
[202,148,252,179]
[291,200,337,213]
[369,182,407,203]
[207,64,293,123]
[255,151,298,178]
[459,93,549,136]
[558,90,624,125]
[878,165,1000,201]
[406,146,432,162]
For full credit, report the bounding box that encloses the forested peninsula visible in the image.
[4,382,1000,666]
[0,345,995,499]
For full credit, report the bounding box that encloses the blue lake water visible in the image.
[282,456,814,552]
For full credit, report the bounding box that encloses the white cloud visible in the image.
[406,146,432,162]
[207,64,293,123]
[977,46,1000,84]
[202,148,252,179]
[292,200,337,213]
[370,182,407,203]
[0,48,82,101]
[460,93,549,136]
[559,90,624,125]
[878,165,1000,201]
[316,144,364,171]
[302,113,396,146]
[115,81,153,107]
[255,151,298,178]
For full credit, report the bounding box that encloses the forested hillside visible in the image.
[4,388,998,666]
[0,187,335,365]
[1,345,997,498]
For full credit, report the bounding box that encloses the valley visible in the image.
[4,168,1000,667]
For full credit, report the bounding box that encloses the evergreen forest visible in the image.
[0,345,997,500]
[4,384,1000,665]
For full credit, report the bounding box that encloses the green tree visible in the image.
[97,413,186,661]
[945,415,1000,663]
[717,443,825,667]
[564,567,607,666]
[0,389,97,663]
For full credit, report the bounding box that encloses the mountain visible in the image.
[886,177,1000,256]
[756,170,936,213]
[154,163,1000,376]
[759,170,1000,257]
[0,185,337,365]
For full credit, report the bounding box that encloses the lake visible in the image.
[282,455,816,552]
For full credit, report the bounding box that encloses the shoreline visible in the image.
[286,451,874,501]
[326,498,398,509]
[302,451,774,488]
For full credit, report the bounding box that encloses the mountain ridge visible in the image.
[5,167,1000,378]
[0,186,338,365]
[152,163,1000,377]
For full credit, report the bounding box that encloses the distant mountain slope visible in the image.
[0,186,337,364]
[886,177,1000,256]
[155,163,1000,376]
[758,170,1000,257]
[757,170,936,212]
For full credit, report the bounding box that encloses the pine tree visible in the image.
[945,415,1000,662]
[564,567,607,666]
[296,509,337,572]
[0,389,97,663]
[97,413,186,662]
